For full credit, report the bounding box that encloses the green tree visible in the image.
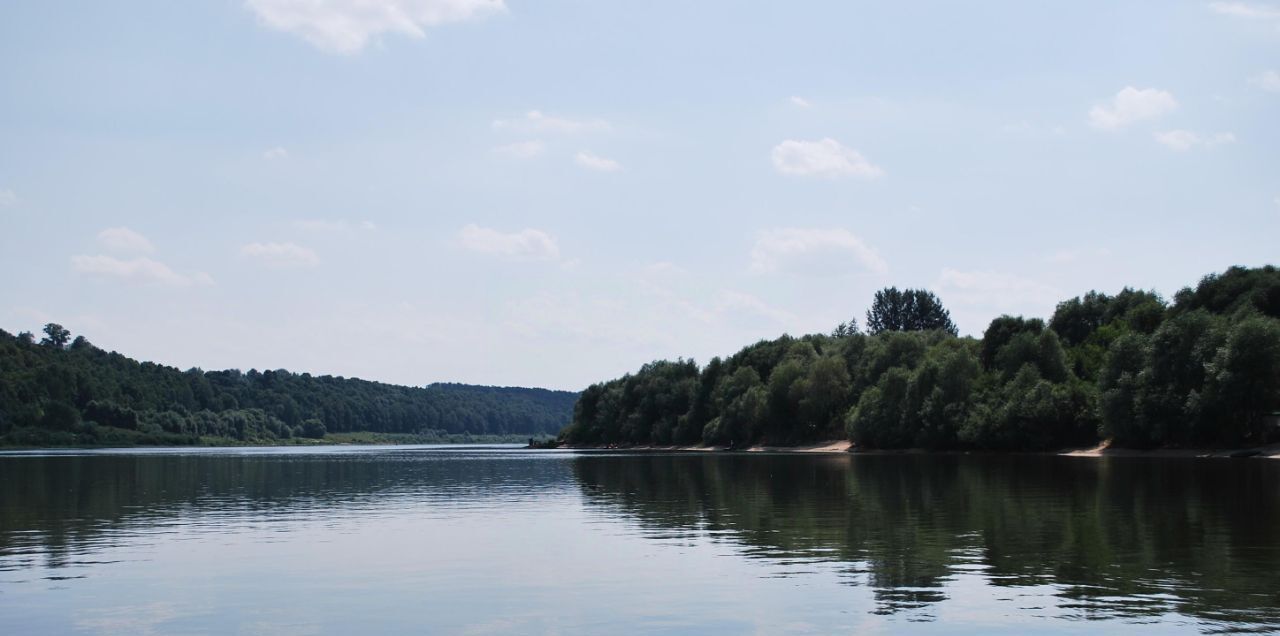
[40,401,80,431]
[1172,265,1280,319]
[1201,317,1280,443]
[796,355,852,439]
[865,288,957,335]
[847,367,912,448]
[980,315,1044,370]
[831,318,859,337]
[40,323,71,349]
[301,418,327,439]
[1098,333,1153,446]
[1050,291,1111,347]
[705,367,766,445]
[992,330,1069,383]
[907,342,980,448]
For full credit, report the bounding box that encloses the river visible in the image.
[1,446,1277,634]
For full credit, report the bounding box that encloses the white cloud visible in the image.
[0,189,17,207]
[491,110,611,135]
[789,96,812,108]
[96,227,155,254]
[240,242,320,267]
[262,146,289,160]
[457,224,560,261]
[771,138,885,179]
[293,219,377,232]
[574,151,622,172]
[1251,70,1280,92]
[1153,129,1236,151]
[493,140,545,159]
[71,255,210,287]
[245,0,506,54]
[750,228,888,276]
[1208,2,1280,19]
[1088,87,1178,130]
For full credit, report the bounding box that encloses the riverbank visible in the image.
[0,427,552,450]
[1059,439,1280,459]
[554,439,1280,458]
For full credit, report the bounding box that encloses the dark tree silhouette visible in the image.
[40,323,71,349]
[865,288,958,336]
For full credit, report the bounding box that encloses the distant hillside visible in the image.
[0,330,578,446]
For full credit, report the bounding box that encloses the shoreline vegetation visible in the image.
[558,266,1280,454]
[5,266,1279,454]
[549,439,1280,459]
[0,324,576,448]
[0,431,554,451]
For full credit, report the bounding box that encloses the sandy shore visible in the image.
[1058,440,1280,459]
[560,439,1280,458]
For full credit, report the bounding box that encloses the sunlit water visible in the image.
[1,446,1278,634]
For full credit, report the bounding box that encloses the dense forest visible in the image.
[561,265,1280,450]
[0,330,577,446]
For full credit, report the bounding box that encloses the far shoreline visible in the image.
[0,431,552,452]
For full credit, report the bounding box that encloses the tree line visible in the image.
[0,330,578,446]
[561,265,1280,450]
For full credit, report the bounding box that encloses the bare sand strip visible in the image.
[1059,440,1280,459]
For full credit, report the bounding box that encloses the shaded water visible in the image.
[1,446,1277,634]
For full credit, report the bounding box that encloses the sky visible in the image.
[1,1,1278,391]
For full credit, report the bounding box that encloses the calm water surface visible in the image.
[1,446,1278,634]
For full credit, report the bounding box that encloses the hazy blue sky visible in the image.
[1,1,1277,390]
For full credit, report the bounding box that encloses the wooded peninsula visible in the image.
[0,329,576,447]
[559,265,1280,452]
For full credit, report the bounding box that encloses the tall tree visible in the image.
[40,323,71,349]
[865,288,958,336]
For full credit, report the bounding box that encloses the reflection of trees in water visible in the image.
[4,451,1278,631]
[571,453,1280,628]
[0,452,574,570]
